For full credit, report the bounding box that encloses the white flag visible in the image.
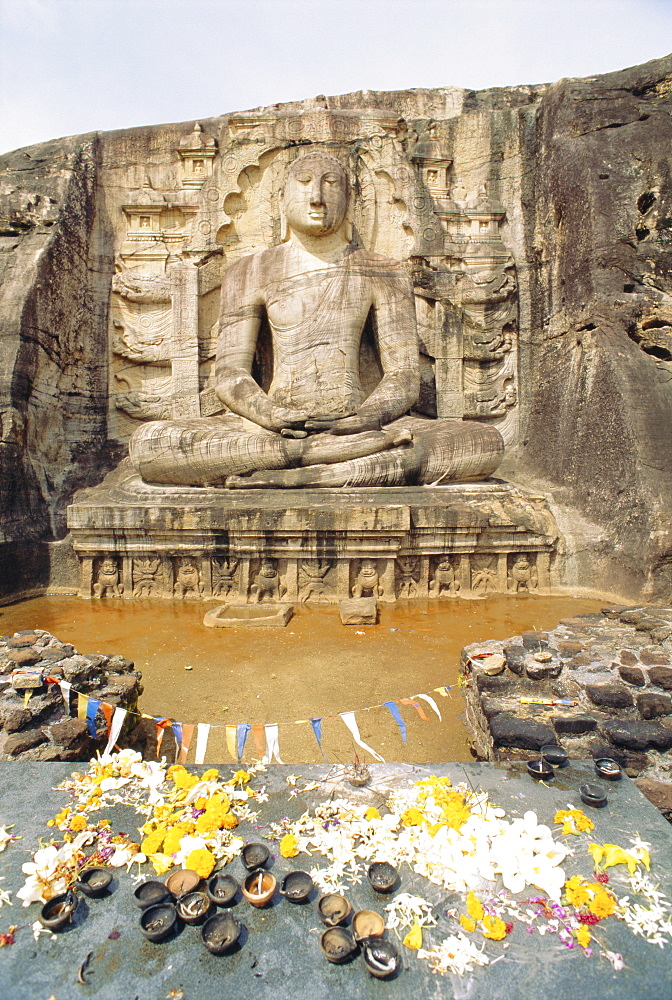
[58,680,72,714]
[415,693,442,721]
[262,724,284,764]
[103,707,127,756]
[339,712,385,763]
[194,723,210,765]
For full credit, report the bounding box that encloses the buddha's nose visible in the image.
[310,178,324,204]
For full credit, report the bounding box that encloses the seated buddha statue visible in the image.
[128,152,504,488]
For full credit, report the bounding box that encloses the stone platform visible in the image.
[66,463,558,602]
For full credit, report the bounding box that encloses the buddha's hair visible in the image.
[286,152,348,182]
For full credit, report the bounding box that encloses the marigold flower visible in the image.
[564,875,590,908]
[401,808,425,827]
[460,915,477,932]
[69,816,87,833]
[141,830,165,856]
[466,892,484,921]
[280,834,299,858]
[230,770,252,785]
[173,771,199,791]
[365,807,381,821]
[202,769,219,781]
[587,887,616,918]
[221,812,238,830]
[481,915,508,941]
[185,848,215,878]
[574,925,591,948]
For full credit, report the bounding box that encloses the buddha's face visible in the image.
[284,156,348,237]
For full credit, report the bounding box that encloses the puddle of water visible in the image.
[0,595,606,764]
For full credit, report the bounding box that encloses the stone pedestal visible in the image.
[66,462,558,604]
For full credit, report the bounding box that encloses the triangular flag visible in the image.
[225,726,237,762]
[262,724,284,764]
[101,702,114,737]
[236,723,251,762]
[77,692,88,721]
[154,717,171,757]
[339,711,385,762]
[85,698,100,738]
[415,693,442,721]
[194,723,210,765]
[383,701,407,744]
[399,697,429,722]
[179,723,195,764]
[251,723,265,760]
[309,718,323,749]
[104,707,127,756]
[434,686,451,698]
[58,680,72,714]
[171,721,183,762]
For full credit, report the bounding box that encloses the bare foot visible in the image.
[225,468,312,489]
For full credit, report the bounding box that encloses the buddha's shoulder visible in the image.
[346,248,405,269]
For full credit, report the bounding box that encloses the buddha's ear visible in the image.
[279,198,289,242]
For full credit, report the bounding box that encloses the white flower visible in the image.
[31,920,54,941]
[0,877,11,908]
[385,893,436,931]
[604,950,625,971]
[0,826,17,852]
[418,933,490,976]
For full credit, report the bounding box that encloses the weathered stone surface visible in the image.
[619,649,640,665]
[8,633,39,648]
[557,641,584,658]
[553,715,598,735]
[635,778,672,817]
[4,728,48,755]
[503,645,527,675]
[4,709,31,733]
[637,692,672,719]
[619,663,646,686]
[640,650,670,666]
[525,655,562,681]
[521,631,548,649]
[489,714,556,750]
[339,599,377,625]
[7,648,39,666]
[648,666,672,690]
[48,718,90,749]
[605,721,672,752]
[585,682,634,708]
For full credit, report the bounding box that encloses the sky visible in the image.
[1,0,671,154]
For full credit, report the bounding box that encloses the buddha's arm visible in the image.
[329,265,420,434]
[214,260,307,431]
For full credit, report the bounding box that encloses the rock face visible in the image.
[462,603,672,780]
[1,55,672,602]
[0,629,142,761]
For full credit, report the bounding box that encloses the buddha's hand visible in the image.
[269,405,309,432]
[323,413,383,435]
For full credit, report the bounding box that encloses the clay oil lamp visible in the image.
[165,868,201,898]
[580,783,608,808]
[594,758,623,781]
[207,872,239,906]
[527,758,554,780]
[367,862,398,893]
[352,909,385,943]
[362,938,401,978]
[75,867,112,898]
[39,890,78,931]
[241,869,277,908]
[317,893,352,926]
[133,880,172,909]
[242,843,270,871]
[540,744,569,768]
[202,912,243,955]
[176,890,211,925]
[139,902,177,942]
[280,870,314,903]
[320,926,358,964]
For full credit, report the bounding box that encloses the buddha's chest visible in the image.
[264,271,371,336]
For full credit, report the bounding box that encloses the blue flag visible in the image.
[383,701,407,744]
[86,698,101,739]
[236,723,251,761]
[309,718,323,749]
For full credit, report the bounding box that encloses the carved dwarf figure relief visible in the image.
[212,556,239,598]
[396,556,418,598]
[174,557,203,599]
[250,559,286,603]
[508,554,538,593]
[429,556,459,597]
[132,553,161,597]
[128,153,504,489]
[352,559,382,599]
[299,559,331,602]
[93,558,123,598]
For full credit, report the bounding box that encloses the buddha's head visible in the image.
[283,153,348,238]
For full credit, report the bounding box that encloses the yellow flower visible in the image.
[564,875,590,908]
[163,823,192,855]
[403,923,423,949]
[588,843,604,867]
[460,915,477,932]
[554,809,594,836]
[69,815,87,833]
[221,812,239,830]
[466,892,484,921]
[150,852,174,875]
[173,771,198,791]
[185,848,216,878]
[401,808,425,827]
[575,925,591,949]
[196,812,224,835]
[279,834,299,858]
[365,807,380,821]
[202,768,219,781]
[588,886,616,918]
[141,830,165,856]
[441,792,471,832]
[230,770,252,785]
[481,915,508,941]
[167,764,186,780]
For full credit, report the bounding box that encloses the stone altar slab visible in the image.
[0,761,670,1000]
[67,464,557,603]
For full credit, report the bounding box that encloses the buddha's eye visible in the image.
[323,174,340,184]
[295,174,312,184]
